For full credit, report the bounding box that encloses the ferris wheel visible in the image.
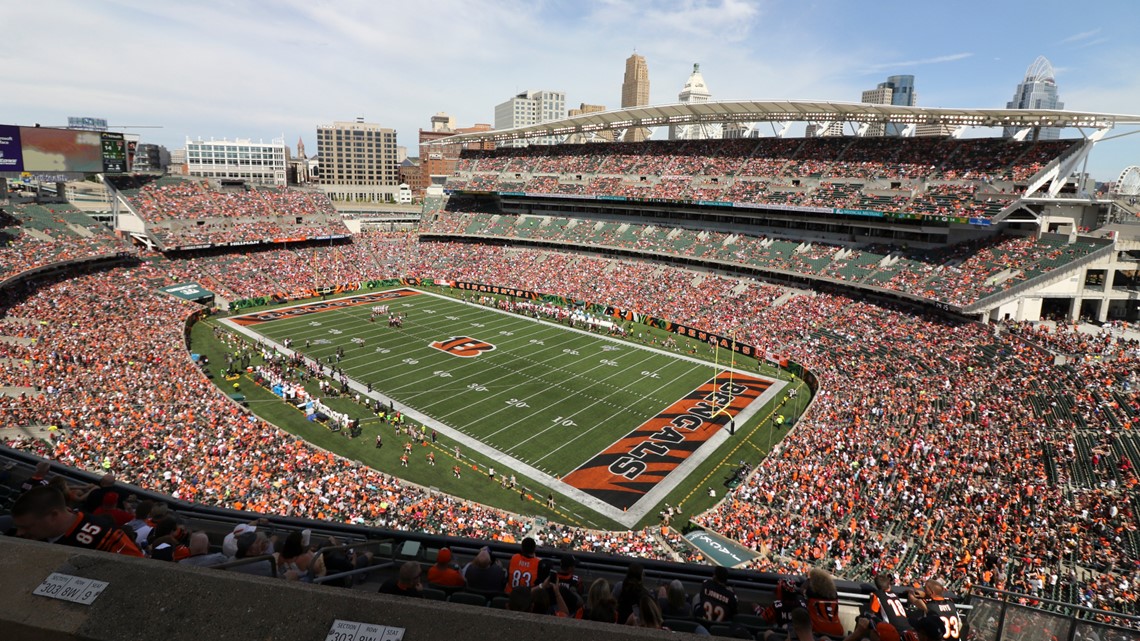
[1116,165,1140,196]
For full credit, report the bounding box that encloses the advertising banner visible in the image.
[0,125,23,172]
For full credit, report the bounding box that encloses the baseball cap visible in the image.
[437,548,452,564]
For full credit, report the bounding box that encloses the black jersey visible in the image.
[698,579,738,622]
[924,598,963,640]
[871,589,914,628]
[867,589,915,640]
[56,512,144,557]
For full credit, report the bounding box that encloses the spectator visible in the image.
[552,554,583,594]
[92,491,134,527]
[584,578,619,623]
[805,568,844,639]
[223,519,266,558]
[11,486,143,557]
[697,565,738,622]
[276,530,315,581]
[76,473,118,514]
[628,593,668,630]
[506,536,540,594]
[613,561,650,625]
[657,579,694,619]
[148,516,191,562]
[229,531,275,577]
[910,579,963,640]
[462,546,506,593]
[845,574,916,641]
[125,500,155,549]
[180,531,229,568]
[378,560,424,598]
[19,461,51,493]
[427,547,466,588]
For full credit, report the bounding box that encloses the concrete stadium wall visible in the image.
[0,537,699,641]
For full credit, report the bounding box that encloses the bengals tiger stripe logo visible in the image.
[430,336,496,358]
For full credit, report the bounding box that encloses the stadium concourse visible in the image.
[0,134,1137,636]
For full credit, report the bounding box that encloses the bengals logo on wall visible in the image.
[429,336,496,358]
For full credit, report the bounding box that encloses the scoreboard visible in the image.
[100,132,127,173]
[0,124,131,177]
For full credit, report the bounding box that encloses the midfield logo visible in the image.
[429,336,496,358]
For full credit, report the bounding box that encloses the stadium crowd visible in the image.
[448,136,1071,220]
[1,218,1137,625]
[0,204,131,282]
[420,210,1104,309]
[107,178,349,248]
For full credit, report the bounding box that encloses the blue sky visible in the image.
[3,0,1138,181]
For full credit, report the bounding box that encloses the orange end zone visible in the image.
[562,371,771,511]
[229,289,421,326]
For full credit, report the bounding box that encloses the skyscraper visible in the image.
[1004,56,1064,140]
[861,75,915,136]
[670,63,720,140]
[621,53,650,143]
[493,90,566,147]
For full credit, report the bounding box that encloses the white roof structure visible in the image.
[427,100,1140,146]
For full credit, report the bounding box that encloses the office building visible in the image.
[494,90,566,147]
[1004,56,1064,140]
[860,75,916,137]
[184,137,287,185]
[621,53,650,142]
[316,119,400,203]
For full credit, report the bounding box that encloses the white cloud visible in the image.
[1060,28,1101,44]
[863,53,974,73]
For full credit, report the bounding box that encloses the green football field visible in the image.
[222,287,784,526]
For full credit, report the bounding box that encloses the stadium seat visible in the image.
[665,619,705,633]
[489,596,510,610]
[427,582,463,597]
[420,588,447,602]
[448,591,489,607]
[731,613,772,634]
[709,623,753,639]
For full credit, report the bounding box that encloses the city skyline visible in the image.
[2,0,1139,181]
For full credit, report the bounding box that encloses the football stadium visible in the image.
[2,102,1140,639]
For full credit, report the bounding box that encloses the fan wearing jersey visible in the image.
[12,486,143,557]
[909,580,964,641]
[844,575,917,641]
[506,536,540,594]
[697,565,739,622]
[804,568,846,639]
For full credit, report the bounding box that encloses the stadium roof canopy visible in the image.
[428,100,1140,146]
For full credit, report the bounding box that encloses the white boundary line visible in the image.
[220,287,786,528]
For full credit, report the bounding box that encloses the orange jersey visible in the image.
[506,553,539,593]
